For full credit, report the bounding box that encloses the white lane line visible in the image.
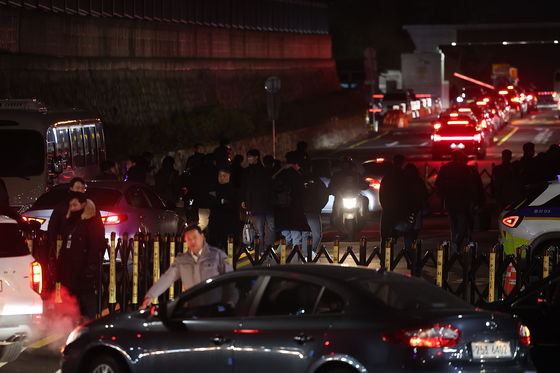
[0,362,7,369]
[385,141,399,147]
[419,141,430,146]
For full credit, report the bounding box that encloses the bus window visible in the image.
[55,127,71,167]
[95,123,106,161]
[84,126,98,165]
[83,126,92,165]
[70,127,85,167]
[46,127,56,173]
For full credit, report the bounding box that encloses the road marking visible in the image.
[497,127,519,146]
[333,131,389,153]
[419,141,429,146]
[28,334,63,349]
[385,141,399,147]
[0,362,7,368]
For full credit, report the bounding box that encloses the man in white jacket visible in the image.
[141,225,232,308]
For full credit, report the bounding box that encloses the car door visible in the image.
[233,275,345,373]
[144,274,262,373]
[142,187,180,234]
[123,185,152,234]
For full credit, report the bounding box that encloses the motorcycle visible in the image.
[331,189,368,241]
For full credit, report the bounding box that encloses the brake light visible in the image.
[511,97,520,103]
[449,113,459,117]
[102,214,128,225]
[483,97,490,102]
[21,216,46,225]
[30,261,42,294]
[476,101,487,106]
[527,94,533,100]
[458,108,471,112]
[473,133,482,142]
[502,215,520,228]
[372,94,384,98]
[447,120,470,125]
[518,323,531,345]
[416,94,431,98]
[432,134,441,142]
[368,108,382,113]
[433,122,441,130]
[381,324,461,348]
[480,119,487,128]
[365,177,381,190]
[507,85,514,90]
[499,90,508,95]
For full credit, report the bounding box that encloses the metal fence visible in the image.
[25,231,559,317]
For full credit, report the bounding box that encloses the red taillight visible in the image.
[447,120,470,125]
[381,324,461,348]
[511,97,520,103]
[102,214,128,225]
[502,216,520,228]
[372,94,384,99]
[365,177,381,191]
[483,97,490,102]
[499,90,508,95]
[433,122,441,130]
[480,119,487,128]
[449,113,459,117]
[476,101,487,106]
[30,261,42,294]
[234,329,260,334]
[368,108,382,113]
[518,323,531,345]
[22,216,46,225]
[458,108,471,113]
[527,94,533,100]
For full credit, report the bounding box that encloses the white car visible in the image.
[0,216,43,362]
[500,181,560,256]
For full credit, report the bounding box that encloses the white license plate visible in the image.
[471,341,512,359]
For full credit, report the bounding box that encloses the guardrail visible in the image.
[24,231,558,317]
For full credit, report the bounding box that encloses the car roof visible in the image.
[238,264,409,283]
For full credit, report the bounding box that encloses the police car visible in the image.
[0,216,43,362]
[500,181,560,255]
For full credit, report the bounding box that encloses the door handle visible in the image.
[211,335,231,345]
[293,334,313,344]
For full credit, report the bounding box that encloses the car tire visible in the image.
[87,354,126,373]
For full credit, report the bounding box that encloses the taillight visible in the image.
[502,215,521,228]
[31,261,42,294]
[433,122,441,130]
[381,324,461,348]
[22,216,46,225]
[511,97,520,103]
[499,90,508,95]
[473,133,482,142]
[518,323,531,345]
[365,177,381,190]
[480,119,487,128]
[102,214,128,225]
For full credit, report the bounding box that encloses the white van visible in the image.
[0,99,106,211]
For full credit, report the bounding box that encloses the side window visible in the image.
[256,277,321,317]
[95,123,106,161]
[46,127,56,172]
[316,288,345,314]
[55,127,71,166]
[125,187,150,209]
[172,276,260,319]
[143,188,167,209]
[70,127,85,167]
[87,126,98,165]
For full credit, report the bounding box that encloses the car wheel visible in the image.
[88,355,126,373]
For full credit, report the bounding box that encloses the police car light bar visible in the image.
[0,99,47,112]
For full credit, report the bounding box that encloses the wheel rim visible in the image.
[92,364,115,373]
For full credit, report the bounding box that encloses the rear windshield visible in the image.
[0,223,29,258]
[32,187,122,210]
[355,279,473,311]
[0,129,45,177]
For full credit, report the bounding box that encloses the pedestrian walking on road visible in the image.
[435,150,480,252]
[207,169,241,250]
[155,156,180,210]
[57,192,105,320]
[141,226,232,308]
[273,151,310,250]
[379,154,408,247]
[240,149,275,252]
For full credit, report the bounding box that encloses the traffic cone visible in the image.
[503,263,517,295]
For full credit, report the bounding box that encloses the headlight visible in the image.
[342,197,358,209]
[66,326,88,346]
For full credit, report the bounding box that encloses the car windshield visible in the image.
[0,130,45,177]
[355,278,473,311]
[0,223,29,258]
[32,187,122,210]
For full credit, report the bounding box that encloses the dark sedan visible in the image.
[483,271,560,373]
[62,265,535,373]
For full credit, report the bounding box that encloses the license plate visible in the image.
[471,341,512,359]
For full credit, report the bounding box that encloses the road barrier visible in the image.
[24,231,559,318]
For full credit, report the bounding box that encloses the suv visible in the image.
[0,216,43,362]
[500,182,560,256]
[431,111,487,160]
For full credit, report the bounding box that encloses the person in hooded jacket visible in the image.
[57,192,105,320]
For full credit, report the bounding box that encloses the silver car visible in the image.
[22,181,185,241]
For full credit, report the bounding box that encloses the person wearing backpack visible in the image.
[240,149,275,252]
[273,151,310,250]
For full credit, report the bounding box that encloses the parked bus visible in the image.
[0,99,106,211]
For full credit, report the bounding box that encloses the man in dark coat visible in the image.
[240,149,275,251]
[379,154,408,247]
[302,167,329,256]
[274,151,310,248]
[207,169,241,250]
[186,143,205,171]
[492,149,522,211]
[186,154,218,230]
[57,192,105,320]
[436,150,482,251]
[155,156,180,210]
[213,138,232,171]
